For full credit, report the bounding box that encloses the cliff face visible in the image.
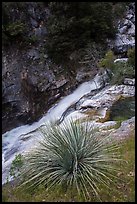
[2,3,75,133]
[2,2,135,133]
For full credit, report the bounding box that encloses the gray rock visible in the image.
[114,34,135,54]
[55,79,68,89]
[126,14,133,20]
[124,78,135,86]
[76,70,93,83]
[79,84,135,110]
[3,84,20,104]
[109,117,135,140]
[113,3,135,54]
[34,26,47,37]
[128,24,135,36]
[119,26,127,34]
[123,19,130,26]
[28,49,40,60]
[131,16,135,23]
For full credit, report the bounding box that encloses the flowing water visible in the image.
[2,71,108,184]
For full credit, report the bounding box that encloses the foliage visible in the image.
[25,35,38,44]
[46,2,120,63]
[112,2,129,19]
[2,133,135,202]
[3,21,26,37]
[18,120,121,201]
[127,47,135,67]
[98,49,135,85]
[2,2,27,45]
[110,62,135,85]
[98,50,115,69]
[10,154,24,178]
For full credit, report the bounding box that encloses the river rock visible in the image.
[78,84,135,122]
[124,78,135,86]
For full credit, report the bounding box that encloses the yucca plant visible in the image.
[19,119,121,201]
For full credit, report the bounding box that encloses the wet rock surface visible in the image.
[78,84,135,110]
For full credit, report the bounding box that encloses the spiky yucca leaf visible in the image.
[19,119,121,200]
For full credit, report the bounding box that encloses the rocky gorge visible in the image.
[2,2,135,185]
[2,2,135,134]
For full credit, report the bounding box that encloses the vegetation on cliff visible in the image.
[2,2,128,61]
[46,2,128,63]
[98,49,135,85]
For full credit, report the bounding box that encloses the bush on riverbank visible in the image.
[98,49,135,85]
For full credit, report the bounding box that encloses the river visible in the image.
[2,70,109,184]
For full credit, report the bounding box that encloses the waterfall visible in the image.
[2,70,109,184]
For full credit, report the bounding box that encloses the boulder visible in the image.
[124,78,135,86]
[78,84,135,122]
[109,117,135,140]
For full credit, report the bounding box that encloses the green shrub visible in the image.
[98,50,115,69]
[110,62,135,85]
[4,21,26,37]
[19,120,120,201]
[127,48,135,67]
[98,49,135,85]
